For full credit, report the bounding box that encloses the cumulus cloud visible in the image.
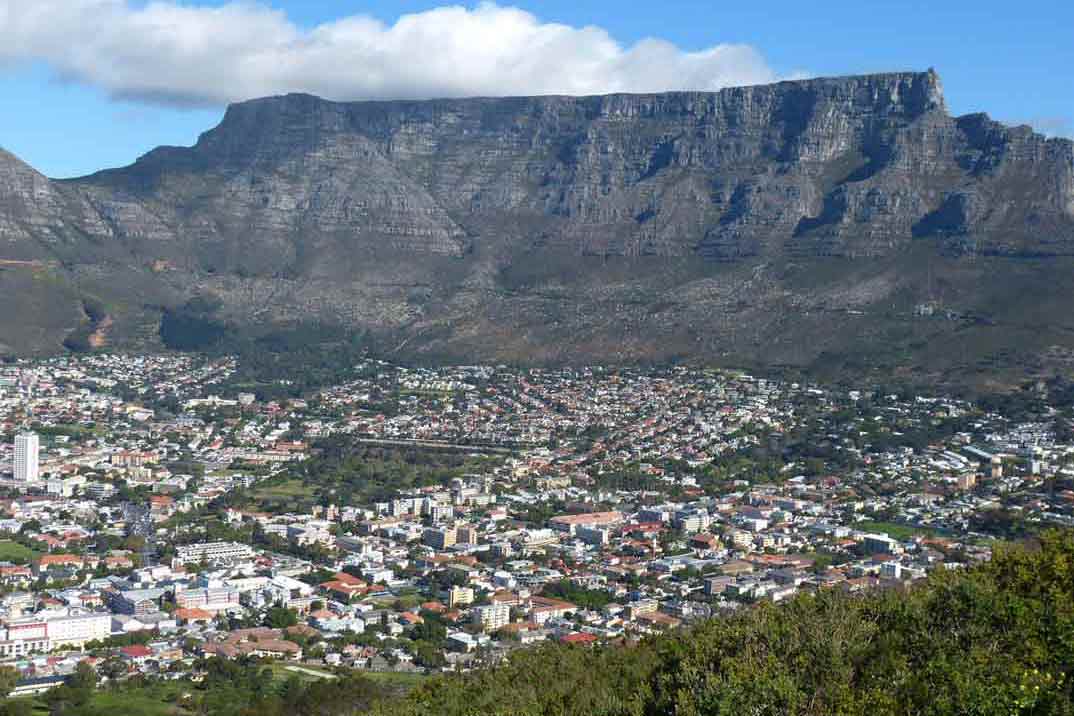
[0,0,781,106]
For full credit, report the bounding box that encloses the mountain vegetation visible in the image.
[381,529,1074,715]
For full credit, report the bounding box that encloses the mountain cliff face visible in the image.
[2,71,1073,387]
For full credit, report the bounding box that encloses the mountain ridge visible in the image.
[2,70,1074,390]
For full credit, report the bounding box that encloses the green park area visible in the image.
[0,541,37,565]
[854,520,939,541]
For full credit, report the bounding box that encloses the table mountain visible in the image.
[1,70,1073,388]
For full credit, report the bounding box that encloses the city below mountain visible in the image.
[1,70,1073,390]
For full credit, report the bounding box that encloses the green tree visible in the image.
[0,700,33,716]
[0,667,17,697]
[264,605,298,629]
[66,661,97,692]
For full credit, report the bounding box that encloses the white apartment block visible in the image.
[472,603,511,633]
[173,541,255,567]
[14,432,39,483]
[175,584,241,613]
[45,613,112,648]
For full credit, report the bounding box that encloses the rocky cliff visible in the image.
[2,70,1073,387]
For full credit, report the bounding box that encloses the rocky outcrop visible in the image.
[1,70,1073,386]
[0,149,114,256]
[5,70,1071,265]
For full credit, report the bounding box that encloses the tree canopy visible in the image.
[380,530,1074,716]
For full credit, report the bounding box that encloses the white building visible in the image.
[472,603,510,633]
[45,612,112,649]
[0,613,98,656]
[175,582,241,613]
[287,522,335,547]
[575,525,611,546]
[263,575,315,609]
[14,433,39,483]
[0,617,48,657]
[47,474,86,498]
[173,541,255,567]
[862,533,900,555]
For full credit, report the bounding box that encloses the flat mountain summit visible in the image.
[1,70,1073,388]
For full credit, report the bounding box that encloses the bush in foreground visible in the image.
[383,531,1074,716]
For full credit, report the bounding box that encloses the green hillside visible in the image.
[380,531,1074,716]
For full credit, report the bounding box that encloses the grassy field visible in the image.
[264,663,427,695]
[391,593,423,610]
[855,520,938,541]
[250,479,307,499]
[364,594,405,609]
[267,663,336,683]
[67,687,190,716]
[0,540,38,564]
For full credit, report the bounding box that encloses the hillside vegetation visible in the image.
[375,531,1074,716]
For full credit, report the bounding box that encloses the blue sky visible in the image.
[1,0,1071,178]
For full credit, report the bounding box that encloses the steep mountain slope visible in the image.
[1,70,1073,388]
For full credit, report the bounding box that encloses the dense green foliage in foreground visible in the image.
[379,531,1074,716]
[7,657,403,716]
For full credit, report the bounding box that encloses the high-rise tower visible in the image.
[14,432,39,483]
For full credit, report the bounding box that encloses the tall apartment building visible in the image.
[423,527,457,551]
[107,588,166,615]
[472,603,510,633]
[426,503,455,523]
[575,525,611,546]
[448,585,474,608]
[14,432,39,483]
[456,524,480,545]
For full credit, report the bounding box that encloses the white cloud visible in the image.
[0,1,781,106]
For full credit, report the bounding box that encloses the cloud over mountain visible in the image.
[0,1,782,106]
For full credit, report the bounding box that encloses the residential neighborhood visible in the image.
[0,353,1067,690]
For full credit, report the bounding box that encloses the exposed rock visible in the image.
[0,70,1072,388]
